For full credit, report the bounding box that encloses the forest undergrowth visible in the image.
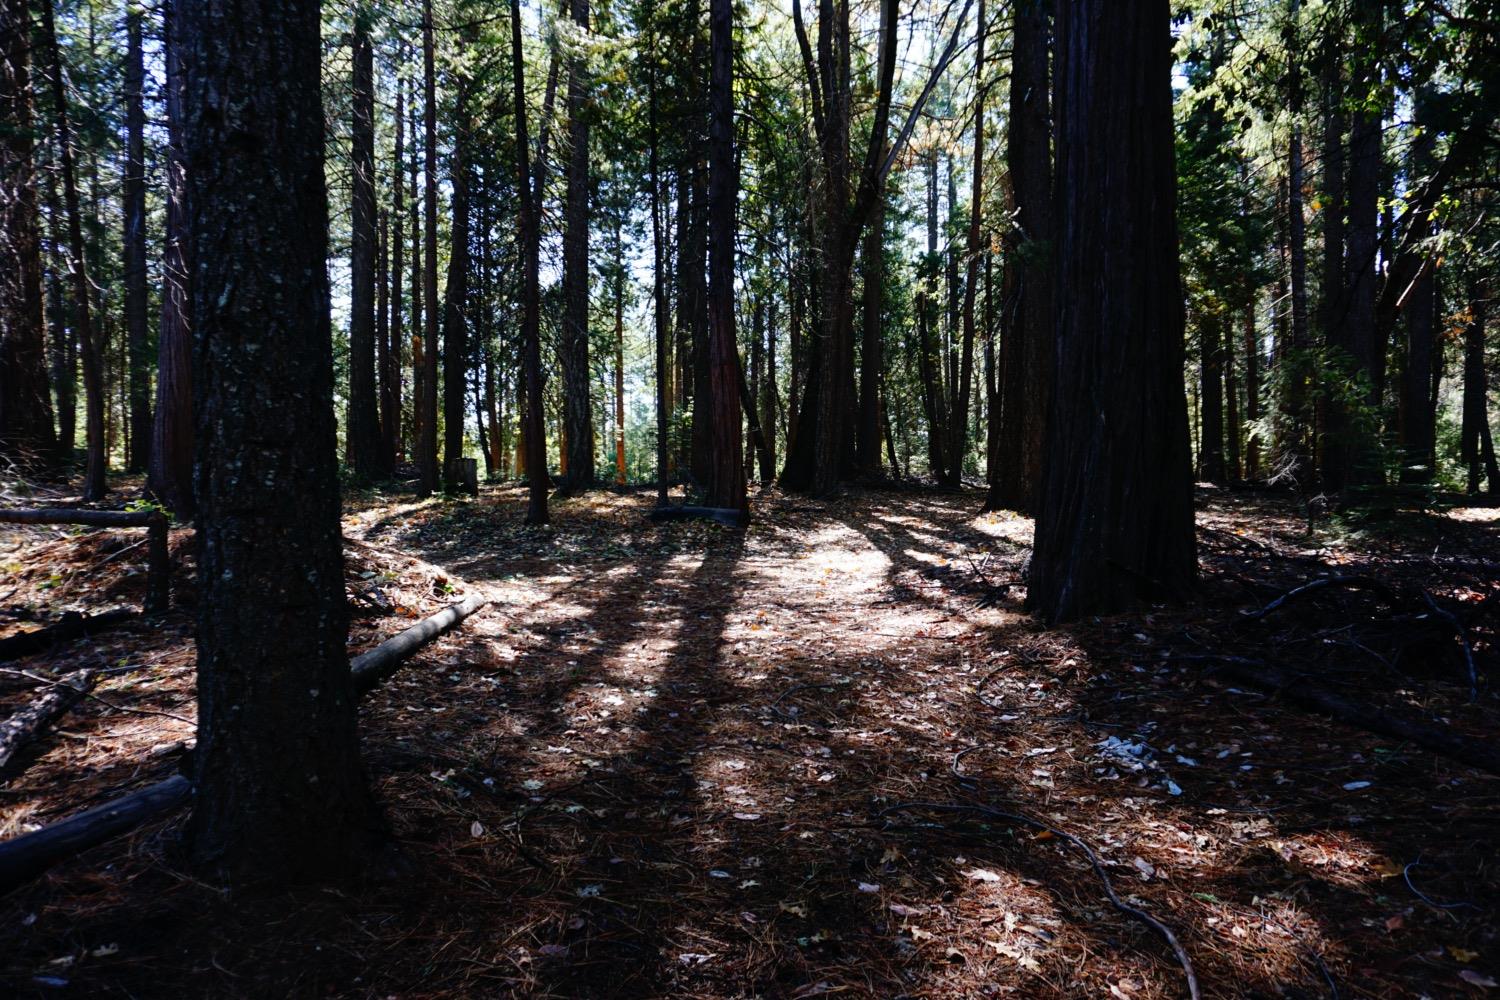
[1,482,1496,999]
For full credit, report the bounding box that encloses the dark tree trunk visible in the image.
[418,0,439,496]
[123,9,150,474]
[180,0,379,881]
[376,209,391,463]
[951,0,985,489]
[1224,309,1241,482]
[441,76,471,494]
[1028,0,1196,623]
[510,0,548,524]
[1461,293,1490,495]
[148,0,193,519]
[1243,294,1261,480]
[40,0,104,498]
[1397,90,1439,484]
[409,77,422,471]
[917,154,948,483]
[45,167,75,459]
[347,13,382,480]
[559,0,594,491]
[386,77,405,469]
[0,0,57,464]
[1277,0,1312,487]
[614,220,627,485]
[989,0,1051,511]
[856,174,885,475]
[763,297,778,471]
[1199,312,1226,483]
[703,0,744,513]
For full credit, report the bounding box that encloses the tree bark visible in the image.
[1397,90,1439,484]
[40,0,104,498]
[387,76,405,469]
[1029,0,1196,623]
[180,0,380,881]
[0,0,56,464]
[511,0,549,524]
[856,170,885,475]
[347,11,383,480]
[1277,0,1312,487]
[560,0,594,491]
[418,0,440,496]
[441,76,471,494]
[149,0,193,519]
[951,0,985,490]
[123,9,150,474]
[1461,292,1490,494]
[1199,311,1226,483]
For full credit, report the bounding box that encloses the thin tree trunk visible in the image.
[123,9,150,474]
[1461,292,1489,494]
[148,0,192,518]
[1278,0,1312,488]
[347,12,382,479]
[40,0,104,498]
[856,167,885,474]
[560,0,594,491]
[441,75,471,493]
[0,0,57,464]
[510,0,548,524]
[951,0,985,489]
[614,221,627,485]
[418,0,440,496]
[1200,312,1226,483]
[408,74,422,470]
[387,75,405,469]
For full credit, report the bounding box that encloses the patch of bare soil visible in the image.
[1,483,1497,999]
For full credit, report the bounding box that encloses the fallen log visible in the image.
[0,508,170,614]
[0,608,138,663]
[351,594,487,698]
[1209,657,1500,776]
[0,670,95,772]
[648,505,748,529]
[0,594,488,896]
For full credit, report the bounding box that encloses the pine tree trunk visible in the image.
[1397,90,1439,484]
[614,223,627,485]
[387,77,405,469]
[1200,312,1226,483]
[123,10,150,474]
[1029,0,1196,623]
[559,0,594,491]
[1243,294,1261,481]
[148,0,193,519]
[40,0,104,498]
[856,177,884,475]
[990,0,1050,509]
[952,0,985,490]
[408,80,422,471]
[418,0,440,496]
[347,14,382,480]
[0,0,57,464]
[703,0,744,512]
[510,0,548,524]
[180,0,379,881]
[1461,292,1489,494]
[441,76,471,493]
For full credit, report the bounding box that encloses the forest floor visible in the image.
[0,480,1497,999]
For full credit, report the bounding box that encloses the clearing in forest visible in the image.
[1,485,1497,999]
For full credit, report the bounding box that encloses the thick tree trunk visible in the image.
[149,0,193,519]
[511,0,549,524]
[40,0,104,498]
[347,14,383,480]
[123,10,150,474]
[703,0,743,512]
[1029,0,1196,623]
[0,0,57,464]
[441,78,471,494]
[559,0,594,492]
[409,81,422,472]
[180,0,379,881]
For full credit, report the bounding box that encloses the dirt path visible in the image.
[2,485,1497,998]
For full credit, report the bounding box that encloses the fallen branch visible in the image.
[0,608,138,662]
[0,669,95,772]
[0,508,170,614]
[0,595,488,896]
[1207,656,1500,776]
[880,801,1200,1000]
[647,505,748,529]
[1241,575,1399,622]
